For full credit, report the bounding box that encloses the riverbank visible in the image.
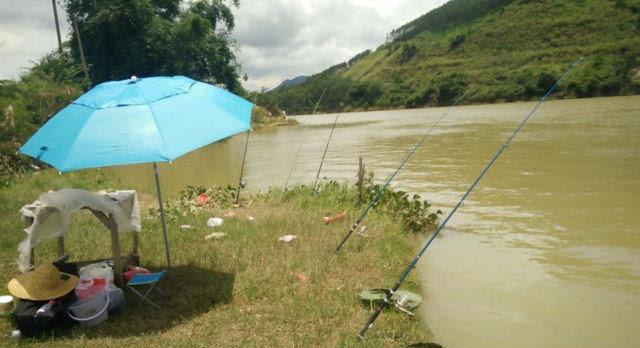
[0,170,434,347]
[251,106,298,130]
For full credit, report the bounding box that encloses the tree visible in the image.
[63,0,244,93]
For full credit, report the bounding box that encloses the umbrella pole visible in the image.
[153,162,172,269]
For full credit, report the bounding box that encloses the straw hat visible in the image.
[7,264,78,301]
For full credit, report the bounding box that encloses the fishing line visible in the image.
[356,57,584,339]
[284,131,306,190]
[285,86,327,192]
[313,112,340,191]
[235,130,251,205]
[335,90,469,253]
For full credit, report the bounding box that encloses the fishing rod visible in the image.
[335,90,469,253]
[284,131,306,190]
[313,88,328,114]
[235,130,251,205]
[288,88,328,190]
[356,57,584,339]
[313,112,340,191]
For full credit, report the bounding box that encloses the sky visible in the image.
[0,0,448,91]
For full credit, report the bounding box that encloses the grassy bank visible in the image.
[251,105,298,130]
[0,170,434,347]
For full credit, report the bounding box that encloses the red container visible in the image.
[124,266,150,282]
[74,277,107,300]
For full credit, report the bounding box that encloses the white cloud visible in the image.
[0,0,448,89]
[233,0,448,91]
[0,0,70,79]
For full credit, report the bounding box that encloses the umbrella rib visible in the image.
[56,105,96,172]
[146,104,173,162]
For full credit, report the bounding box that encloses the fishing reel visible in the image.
[395,293,415,317]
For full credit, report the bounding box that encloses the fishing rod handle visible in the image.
[357,293,391,339]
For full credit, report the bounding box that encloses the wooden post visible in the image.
[356,156,365,205]
[73,20,90,81]
[56,237,65,258]
[29,248,35,269]
[108,214,124,287]
[132,230,140,258]
[51,0,62,54]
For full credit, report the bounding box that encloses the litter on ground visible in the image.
[278,235,297,243]
[207,217,223,227]
[204,232,226,240]
[323,211,346,225]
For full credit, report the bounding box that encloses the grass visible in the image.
[251,106,298,130]
[0,170,433,347]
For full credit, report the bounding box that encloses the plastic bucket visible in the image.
[79,262,114,285]
[68,287,109,327]
[75,277,107,300]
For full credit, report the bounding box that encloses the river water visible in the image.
[109,96,640,348]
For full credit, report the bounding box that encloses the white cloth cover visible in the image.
[18,189,141,272]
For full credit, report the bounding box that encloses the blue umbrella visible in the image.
[20,75,253,268]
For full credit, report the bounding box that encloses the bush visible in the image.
[449,33,466,49]
[397,44,419,64]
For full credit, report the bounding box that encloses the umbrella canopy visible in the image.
[20,76,253,172]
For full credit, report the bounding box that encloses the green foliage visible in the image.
[347,81,383,108]
[360,173,442,233]
[449,33,466,49]
[270,0,640,114]
[150,184,238,221]
[279,175,442,234]
[247,92,284,117]
[397,44,418,64]
[64,0,244,93]
[405,72,468,107]
[347,49,372,65]
[0,52,87,186]
[389,0,516,42]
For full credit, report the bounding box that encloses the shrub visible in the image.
[397,44,419,64]
[449,33,466,49]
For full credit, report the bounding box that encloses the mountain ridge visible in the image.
[268,0,640,115]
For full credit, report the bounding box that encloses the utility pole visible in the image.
[51,0,63,53]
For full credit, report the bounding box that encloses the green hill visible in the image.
[270,0,640,114]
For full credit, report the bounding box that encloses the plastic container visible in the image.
[75,277,107,300]
[124,266,150,283]
[0,295,14,316]
[67,286,109,327]
[79,262,114,285]
[107,285,125,313]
